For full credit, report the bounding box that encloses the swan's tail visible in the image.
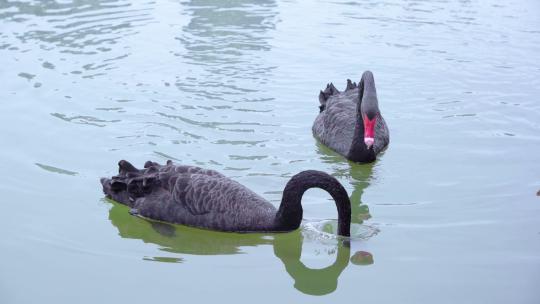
[318,83,338,112]
[318,80,357,112]
[118,159,139,175]
[346,79,358,90]
[102,160,168,207]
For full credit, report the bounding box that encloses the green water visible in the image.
[1,0,539,303]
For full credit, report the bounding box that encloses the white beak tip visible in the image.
[364,137,374,148]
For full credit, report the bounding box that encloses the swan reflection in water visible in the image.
[106,201,373,296]
[315,141,377,225]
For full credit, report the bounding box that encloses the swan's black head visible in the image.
[100,177,131,206]
[359,71,380,149]
[361,96,379,150]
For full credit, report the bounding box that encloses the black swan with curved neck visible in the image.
[101,160,351,236]
[313,71,389,163]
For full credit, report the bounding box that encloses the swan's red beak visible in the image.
[363,115,376,149]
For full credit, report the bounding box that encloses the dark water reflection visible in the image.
[316,141,374,224]
[273,233,351,296]
[108,201,371,295]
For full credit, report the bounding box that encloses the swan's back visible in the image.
[313,86,359,156]
[101,160,277,232]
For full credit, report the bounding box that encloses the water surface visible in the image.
[1,0,539,303]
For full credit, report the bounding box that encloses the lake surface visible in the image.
[1,0,539,303]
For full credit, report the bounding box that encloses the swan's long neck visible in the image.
[274,170,351,236]
[348,71,377,162]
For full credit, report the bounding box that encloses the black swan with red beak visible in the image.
[101,160,352,236]
[313,71,389,163]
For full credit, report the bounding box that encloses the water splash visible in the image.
[302,219,379,242]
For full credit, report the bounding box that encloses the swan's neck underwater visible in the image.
[274,170,351,236]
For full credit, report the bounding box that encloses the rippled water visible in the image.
[1,0,539,303]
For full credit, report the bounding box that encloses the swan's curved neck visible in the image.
[348,71,377,162]
[274,170,351,236]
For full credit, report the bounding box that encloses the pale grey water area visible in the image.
[1,0,539,303]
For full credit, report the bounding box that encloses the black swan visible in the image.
[313,71,389,163]
[101,160,351,236]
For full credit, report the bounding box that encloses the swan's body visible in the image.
[313,71,389,163]
[101,160,351,236]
